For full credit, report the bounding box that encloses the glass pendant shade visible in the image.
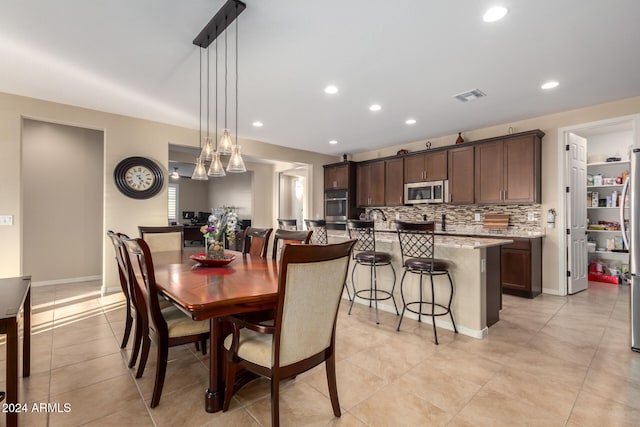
[208,151,226,177]
[218,129,233,155]
[200,137,214,161]
[227,145,246,173]
[191,157,209,180]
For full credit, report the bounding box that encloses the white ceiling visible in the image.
[2,0,639,156]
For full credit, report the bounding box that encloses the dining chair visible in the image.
[121,236,210,408]
[347,220,398,324]
[277,218,297,230]
[222,239,356,426]
[304,219,329,244]
[107,230,134,349]
[395,221,457,344]
[271,229,312,260]
[242,227,273,258]
[138,225,184,252]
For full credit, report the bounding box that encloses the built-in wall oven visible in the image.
[325,189,348,230]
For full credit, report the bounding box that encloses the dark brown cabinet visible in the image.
[404,150,447,183]
[385,158,404,206]
[501,237,542,298]
[324,163,349,190]
[357,161,385,207]
[447,146,474,204]
[475,131,542,204]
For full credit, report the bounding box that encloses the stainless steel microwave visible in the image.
[404,180,449,204]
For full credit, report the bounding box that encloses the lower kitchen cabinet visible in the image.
[501,237,542,298]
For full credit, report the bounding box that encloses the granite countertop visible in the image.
[329,231,513,249]
[370,224,545,238]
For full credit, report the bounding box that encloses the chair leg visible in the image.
[200,336,207,355]
[150,343,169,408]
[271,374,280,427]
[388,263,399,315]
[396,270,409,331]
[430,275,439,345]
[325,353,341,417]
[222,361,238,411]
[372,262,379,324]
[136,335,151,378]
[447,272,458,333]
[418,272,424,323]
[343,281,352,301]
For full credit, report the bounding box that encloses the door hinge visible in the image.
[566,186,570,193]
[567,270,571,277]
[566,229,570,235]
[565,145,570,151]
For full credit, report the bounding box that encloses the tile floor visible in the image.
[1,280,640,426]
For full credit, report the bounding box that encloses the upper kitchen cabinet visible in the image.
[324,162,350,190]
[474,130,543,204]
[357,160,385,207]
[448,145,474,204]
[404,150,447,183]
[385,158,404,206]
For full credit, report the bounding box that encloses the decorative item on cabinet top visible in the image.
[456,132,464,144]
[397,149,409,155]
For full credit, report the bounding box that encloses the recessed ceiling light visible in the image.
[405,119,417,125]
[483,6,508,23]
[369,104,382,111]
[329,140,338,145]
[252,121,263,127]
[324,85,339,94]
[541,81,559,90]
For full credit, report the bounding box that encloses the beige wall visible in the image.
[173,178,210,219]
[22,119,103,283]
[0,92,336,292]
[352,96,640,295]
[208,169,254,221]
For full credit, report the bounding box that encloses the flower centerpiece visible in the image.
[200,207,238,259]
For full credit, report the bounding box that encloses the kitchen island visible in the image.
[329,231,512,339]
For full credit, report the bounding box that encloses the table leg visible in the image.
[23,286,31,377]
[6,317,18,427]
[205,318,223,412]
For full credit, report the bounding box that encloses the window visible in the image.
[168,183,178,221]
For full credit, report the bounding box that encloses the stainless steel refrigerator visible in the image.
[621,149,640,352]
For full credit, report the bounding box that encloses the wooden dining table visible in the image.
[152,248,279,413]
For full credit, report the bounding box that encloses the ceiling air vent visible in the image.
[453,89,486,102]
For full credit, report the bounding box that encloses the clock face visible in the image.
[113,157,164,199]
[125,165,155,191]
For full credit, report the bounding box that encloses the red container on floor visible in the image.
[588,272,619,284]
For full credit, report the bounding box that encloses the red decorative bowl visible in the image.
[190,253,236,267]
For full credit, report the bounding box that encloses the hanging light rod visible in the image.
[193,0,246,48]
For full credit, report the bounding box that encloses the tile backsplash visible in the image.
[366,204,543,233]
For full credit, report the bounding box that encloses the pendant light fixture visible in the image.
[218,16,234,156]
[199,47,214,161]
[226,11,246,173]
[191,47,209,180]
[193,0,246,174]
[208,30,226,177]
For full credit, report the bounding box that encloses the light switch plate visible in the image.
[474,213,481,221]
[0,215,13,225]
[528,212,535,221]
[395,212,400,220]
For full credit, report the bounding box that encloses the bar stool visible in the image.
[306,219,351,301]
[347,220,398,324]
[304,219,328,244]
[277,218,297,230]
[395,221,457,344]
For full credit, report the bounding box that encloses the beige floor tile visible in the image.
[568,390,640,427]
[49,352,130,396]
[50,334,120,369]
[526,330,597,367]
[47,374,146,426]
[395,362,481,414]
[52,319,117,349]
[349,381,452,427]
[81,405,154,426]
[326,412,369,426]
[504,347,589,390]
[244,381,341,427]
[426,347,503,387]
[456,388,568,427]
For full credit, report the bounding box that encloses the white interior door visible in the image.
[567,132,588,294]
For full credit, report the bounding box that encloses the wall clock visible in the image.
[113,156,164,199]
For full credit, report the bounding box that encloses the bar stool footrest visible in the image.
[404,301,451,317]
[353,289,395,302]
